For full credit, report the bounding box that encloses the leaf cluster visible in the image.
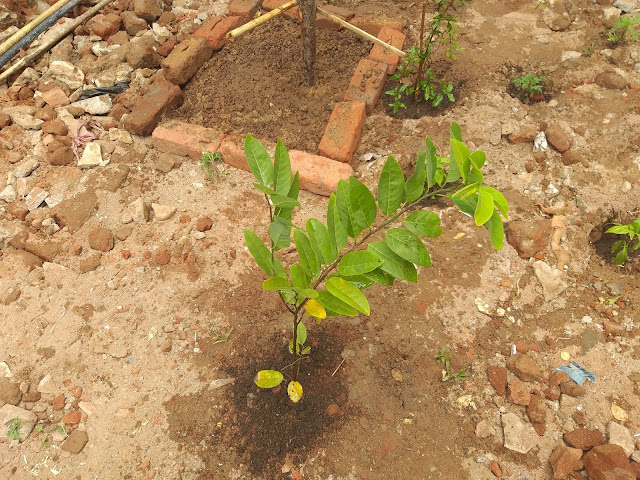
[244,123,508,400]
[512,74,547,98]
[606,219,640,265]
[434,346,467,383]
[386,0,465,113]
[607,15,640,44]
[200,151,228,181]
[6,418,21,441]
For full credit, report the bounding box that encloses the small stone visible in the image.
[154,153,181,172]
[550,444,583,480]
[326,403,340,417]
[50,146,74,166]
[560,381,585,397]
[561,51,582,63]
[502,412,539,454]
[545,123,572,153]
[37,374,56,394]
[584,444,635,480]
[0,185,17,203]
[130,198,148,224]
[488,461,502,478]
[196,217,213,232]
[52,394,65,410]
[71,94,113,115]
[533,260,568,301]
[561,151,582,166]
[0,404,37,441]
[108,128,133,144]
[549,370,571,386]
[25,187,49,211]
[78,142,103,168]
[612,0,637,12]
[506,353,541,383]
[114,225,133,241]
[527,394,546,424]
[475,419,496,439]
[505,219,551,259]
[608,422,634,457]
[60,430,88,453]
[508,377,531,406]
[14,157,39,178]
[564,428,605,450]
[152,203,176,221]
[88,227,114,252]
[79,253,102,273]
[62,410,81,425]
[595,71,628,90]
[0,378,22,405]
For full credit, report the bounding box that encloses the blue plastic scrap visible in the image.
[553,361,596,386]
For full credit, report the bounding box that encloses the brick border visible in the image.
[135,6,405,196]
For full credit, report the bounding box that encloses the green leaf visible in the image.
[255,370,284,388]
[450,139,470,184]
[306,218,336,264]
[450,122,462,141]
[336,274,374,290]
[289,264,308,289]
[349,177,377,230]
[274,257,287,279]
[425,137,437,189]
[405,150,427,203]
[606,225,629,235]
[614,245,628,265]
[328,193,348,252]
[276,171,300,221]
[244,134,273,187]
[336,180,360,238]
[317,290,359,316]
[244,229,274,275]
[363,268,395,285]
[404,210,442,238]
[469,150,486,169]
[484,210,505,250]
[269,217,291,251]
[293,229,320,278]
[338,251,383,277]
[446,152,461,183]
[378,156,405,215]
[326,277,370,315]
[252,183,277,195]
[270,194,299,208]
[292,287,318,299]
[474,189,494,226]
[480,186,509,219]
[367,241,418,283]
[262,277,290,291]
[295,321,307,345]
[273,139,291,195]
[385,228,431,267]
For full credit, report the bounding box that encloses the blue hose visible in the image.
[0,0,84,71]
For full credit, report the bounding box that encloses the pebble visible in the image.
[0,185,17,203]
[61,430,89,453]
[502,412,539,454]
[130,198,148,224]
[37,374,57,394]
[152,203,176,221]
[71,94,113,115]
[608,421,634,457]
[78,142,104,168]
[25,187,49,211]
[14,157,39,178]
[192,231,206,240]
[475,419,496,439]
[533,260,568,301]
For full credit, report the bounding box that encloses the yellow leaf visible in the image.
[288,381,303,403]
[611,403,629,422]
[560,351,570,361]
[254,370,284,389]
[305,299,326,319]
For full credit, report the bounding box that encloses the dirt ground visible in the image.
[1,0,640,479]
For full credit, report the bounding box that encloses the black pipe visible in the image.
[0,0,84,71]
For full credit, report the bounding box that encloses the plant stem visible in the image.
[413,1,428,99]
[265,194,295,314]
[291,308,301,381]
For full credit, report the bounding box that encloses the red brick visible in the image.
[344,59,388,114]
[152,120,223,160]
[228,0,258,22]
[218,137,353,196]
[62,411,81,425]
[349,15,404,36]
[122,80,183,136]
[262,0,300,20]
[161,36,213,86]
[194,16,242,50]
[318,100,366,164]
[369,26,406,74]
[90,13,122,40]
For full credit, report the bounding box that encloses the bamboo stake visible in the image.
[227,0,299,39]
[0,0,75,57]
[316,7,406,57]
[0,0,116,84]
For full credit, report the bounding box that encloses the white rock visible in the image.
[613,0,637,13]
[37,374,56,394]
[602,7,621,28]
[0,404,37,442]
[2,106,43,130]
[475,419,496,439]
[108,128,133,144]
[502,412,538,454]
[25,187,49,211]
[533,260,568,301]
[192,231,206,240]
[152,23,172,43]
[78,142,103,168]
[13,157,39,178]
[16,178,30,198]
[130,198,148,224]
[152,203,176,221]
[608,421,635,457]
[0,185,17,203]
[48,60,85,90]
[121,212,133,224]
[71,94,113,115]
[12,67,40,87]
[561,51,582,63]
[534,131,548,151]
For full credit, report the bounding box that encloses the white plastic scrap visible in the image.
[534,131,548,151]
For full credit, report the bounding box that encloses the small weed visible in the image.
[513,73,547,99]
[56,425,68,436]
[607,15,640,44]
[200,151,229,181]
[583,45,594,57]
[434,347,467,383]
[6,418,22,441]
[606,218,640,265]
[210,321,233,344]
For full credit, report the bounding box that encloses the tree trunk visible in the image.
[299,0,317,86]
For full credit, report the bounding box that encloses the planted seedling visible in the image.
[200,151,228,181]
[606,218,640,265]
[513,73,547,100]
[434,346,467,383]
[386,0,466,113]
[243,122,509,402]
[6,418,22,441]
[210,320,233,344]
[607,15,640,44]
[56,424,68,437]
